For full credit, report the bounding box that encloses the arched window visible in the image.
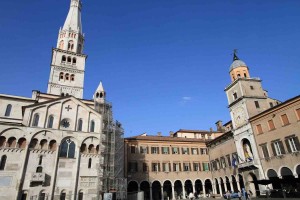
[59,72,64,81]
[17,138,26,149]
[70,74,75,81]
[59,139,76,158]
[47,115,54,128]
[7,137,16,148]
[59,40,64,49]
[61,93,65,97]
[96,93,99,98]
[61,55,66,63]
[32,113,40,127]
[4,104,12,117]
[96,145,99,154]
[67,56,71,63]
[72,57,76,65]
[49,140,57,151]
[39,191,46,200]
[65,73,69,81]
[29,138,38,149]
[77,119,83,131]
[88,158,92,168]
[68,40,74,51]
[78,191,83,200]
[0,136,6,148]
[88,144,94,154]
[40,139,48,150]
[39,155,43,165]
[90,120,95,132]
[0,155,7,170]
[80,143,86,153]
[36,166,43,173]
[60,191,66,200]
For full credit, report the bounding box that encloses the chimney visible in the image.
[210,127,213,132]
[169,131,174,137]
[157,132,162,136]
[215,120,225,132]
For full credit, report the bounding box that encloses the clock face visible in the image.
[233,107,246,127]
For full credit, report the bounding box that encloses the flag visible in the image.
[232,157,237,167]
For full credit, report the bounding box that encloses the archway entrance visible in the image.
[231,175,238,192]
[152,181,162,200]
[185,180,193,197]
[215,178,220,194]
[247,173,259,197]
[225,176,231,192]
[194,179,203,197]
[174,180,183,199]
[204,179,212,197]
[163,181,172,200]
[128,181,138,193]
[140,181,150,200]
[281,167,298,198]
[238,174,245,190]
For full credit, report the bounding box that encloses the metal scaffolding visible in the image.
[95,101,126,200]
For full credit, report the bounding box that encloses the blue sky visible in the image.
[0,0,299,136]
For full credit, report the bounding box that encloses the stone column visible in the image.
[150,187,152,200]
[161,186,164,200]
[202,184,206,198]
[237,181,241,191]
[230,181,234,192]
[224,182,228,192]
[192,183,195,193]
[172,185,175,200]
[182,186,186,199]
[218,182,223,195]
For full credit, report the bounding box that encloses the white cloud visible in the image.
[182,96,192,101]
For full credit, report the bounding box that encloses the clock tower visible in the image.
[225,51,279,194]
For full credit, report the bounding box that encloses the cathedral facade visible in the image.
[0,1,124,200]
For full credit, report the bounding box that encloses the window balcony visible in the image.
[31,172,45,183]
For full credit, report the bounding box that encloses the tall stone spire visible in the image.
[63,0,83,34]
[47,0,87,98]
[56,0,84,54]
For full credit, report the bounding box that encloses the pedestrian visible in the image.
[245,190,249,200]
[194,191,198,200]
[226,191,231,200]
[238,190,242,200]
[189,192,194,200]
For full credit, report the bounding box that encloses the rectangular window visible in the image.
[220,157,226,168]
[260,144,270,158]
[256,124,263,134]
[140,146,148,154]
[143,163,148,172]
[152,163,160,172]
[268,120,275,131]
[193,163,200,171]
[130,146,136,154]
[285,136,300,153]
[250,86,254,90]
[269,102,274,108]
[172,147,179,154]
[183,163,190,171]
[202,162,210,171]
[151,147,159,154]
[182,147,189,155]
[162,163,171,172]
[226,155,231,167]
[173,163,181,172]
[281,114,289,126]
[200,148,207,155]
[296,108,300,120]
[255,101,260,108]
[271,140,285,156]
[191,148,198,155]
[161,147,169,154]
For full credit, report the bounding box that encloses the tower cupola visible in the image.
[94,82,106,104]
[229,50,250,82]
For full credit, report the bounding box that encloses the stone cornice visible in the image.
[51,65,84,74]
[52,48,87,58]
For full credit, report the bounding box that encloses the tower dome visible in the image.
[229,50,250,82]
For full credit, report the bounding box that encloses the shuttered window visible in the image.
[256,124,263,134]
[268,120,275,131]
[271,140,285,156]
[281,114,289,126]
[285,136,300,153]
[260,144,270,158]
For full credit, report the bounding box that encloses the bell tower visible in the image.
[47,0,87,98]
